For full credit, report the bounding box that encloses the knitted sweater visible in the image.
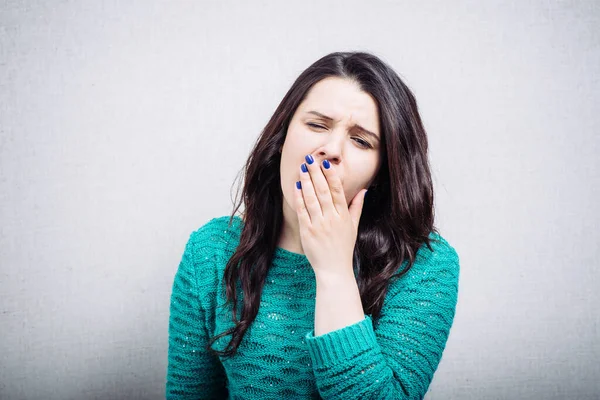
[166,215,460,399]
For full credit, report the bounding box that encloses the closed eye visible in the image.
[306,122,372,149]
[306,123,372,149]
[353,138,371,148]
[307,123,326,130]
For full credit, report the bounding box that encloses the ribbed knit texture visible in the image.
[166,215,460,399]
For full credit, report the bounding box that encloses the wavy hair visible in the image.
[207,51,438,358]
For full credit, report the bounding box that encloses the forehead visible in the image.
[298,77,380,133]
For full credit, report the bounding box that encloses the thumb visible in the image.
[348,189,368,227]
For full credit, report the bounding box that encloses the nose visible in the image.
[311,142,343,185]
[316,135,343,166]
[317,151,340,166]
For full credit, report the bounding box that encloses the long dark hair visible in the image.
[207,51,438,358]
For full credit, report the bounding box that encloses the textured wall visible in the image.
[1,1,599,399]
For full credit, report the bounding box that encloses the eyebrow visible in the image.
[306,110,380,143]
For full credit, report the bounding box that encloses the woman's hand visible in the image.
[294,154,368,279]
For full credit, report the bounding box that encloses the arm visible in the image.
[166,231,228,399]
[305,236,460,399]
[314,270,365,336]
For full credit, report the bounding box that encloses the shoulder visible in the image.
[412,232,460,289]
[189,214,239,239]
[184,214,242,262]
[386,232,460,300]
[414,231,460,275]
[175,215,241,295]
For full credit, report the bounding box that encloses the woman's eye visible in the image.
[353,138,371,148]
[307,123,371,149]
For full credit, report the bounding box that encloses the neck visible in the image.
[277,200,305,254]
[240,203,305,255]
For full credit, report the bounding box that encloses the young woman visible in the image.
[166,51,460,399]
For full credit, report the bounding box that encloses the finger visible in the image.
[303,154,334,217]
[294,180,312,226]
[299,160,323,219]
[319,158,347,216]
[348,188,368,227]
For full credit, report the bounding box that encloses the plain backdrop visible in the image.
[1,1,599,399]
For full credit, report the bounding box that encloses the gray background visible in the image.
[1,1,599,399]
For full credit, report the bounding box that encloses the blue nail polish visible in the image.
[296,181,301,189]
[323,159,330,169]
[301,163,308,173]
[305,154,314,165]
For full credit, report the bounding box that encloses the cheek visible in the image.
[285,125,315,153]
[345,160,379,191]
[279,157,298,208]
[281,133,307,176]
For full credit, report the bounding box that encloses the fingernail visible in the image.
[296,181,302,189]
[301,163,308,173]
[305,154,314,165]
[322,159,330,169]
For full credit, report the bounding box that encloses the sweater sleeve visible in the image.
[304,236,460,400]
[166,229,228,399]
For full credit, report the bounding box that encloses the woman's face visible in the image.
[280,76,383,216]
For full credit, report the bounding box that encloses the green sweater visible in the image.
[166,215,460,399]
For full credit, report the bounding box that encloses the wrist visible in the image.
[315,267,357,287]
